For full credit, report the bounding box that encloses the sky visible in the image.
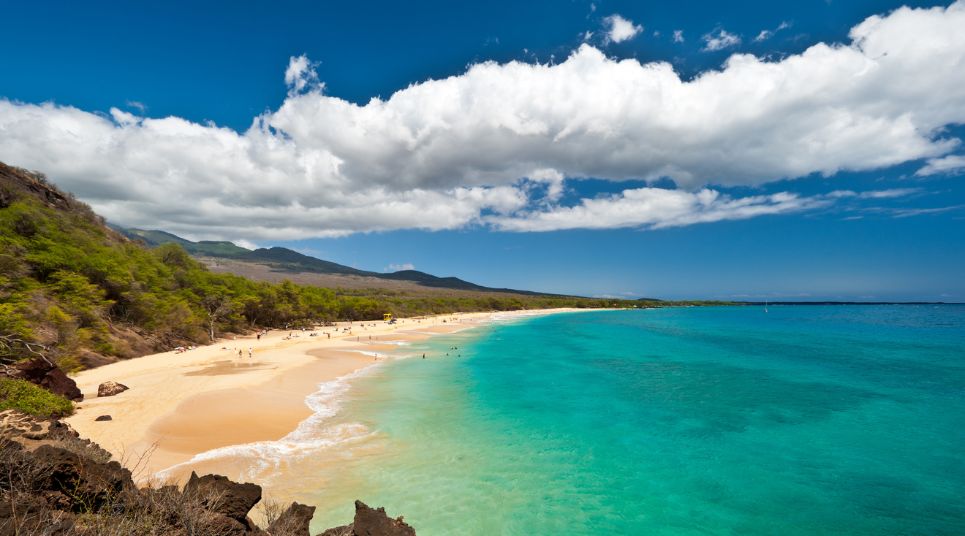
[1,0,964,300]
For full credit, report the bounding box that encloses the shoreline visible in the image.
[65,308,595,483]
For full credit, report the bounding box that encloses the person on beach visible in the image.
[237,349,242,359]
[248,347,252,359]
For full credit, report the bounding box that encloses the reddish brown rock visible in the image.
[0,408,55,442]
[30,444,134,512]
[5,357,82,401]
[322,501,416,536]
[183,472,262,525]
[317,525,353,536]
[268,502,315,535]
[96,381,129,397]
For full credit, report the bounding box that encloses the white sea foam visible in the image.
[350,350,384,358]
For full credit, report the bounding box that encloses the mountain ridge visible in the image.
[116,226,552,296]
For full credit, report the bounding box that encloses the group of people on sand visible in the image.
[282,327,326,340]
[219,345,253,359]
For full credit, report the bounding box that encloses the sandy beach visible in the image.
[66,309,584,483]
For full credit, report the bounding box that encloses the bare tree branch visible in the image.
[0,334,52,368]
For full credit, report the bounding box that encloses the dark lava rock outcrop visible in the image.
[269,502,316,535]
[319,501,416,536]
[184,472,263,527]
[2,357,82,401]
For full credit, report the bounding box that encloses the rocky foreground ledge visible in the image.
[0,410,416,535]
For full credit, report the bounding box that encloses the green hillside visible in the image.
[0,162,630,371]
[117,227,252,258]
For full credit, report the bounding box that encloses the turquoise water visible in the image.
[305,306,965,535]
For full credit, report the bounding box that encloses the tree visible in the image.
[201,294,234,342]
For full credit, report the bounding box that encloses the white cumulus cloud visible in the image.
[0,2,964,240]
[284,55,321,95]
[603,14,643,43]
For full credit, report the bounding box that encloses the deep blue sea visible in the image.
[304,306,965,535]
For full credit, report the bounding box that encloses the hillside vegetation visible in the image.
[0,162,633,371]
[0,378,74,418]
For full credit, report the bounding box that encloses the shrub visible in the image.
[0,378,74,417]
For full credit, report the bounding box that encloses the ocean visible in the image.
[275,306,965,535]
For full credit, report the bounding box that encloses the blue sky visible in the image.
[1,0,964,300]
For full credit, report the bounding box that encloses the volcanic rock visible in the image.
[97,381,129,397]
[317,526,353,536]
[317,501,416,536]
[5,357,82,401]
[268,502,316,535]
[184,472,262,525]
[31,444,133,512]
